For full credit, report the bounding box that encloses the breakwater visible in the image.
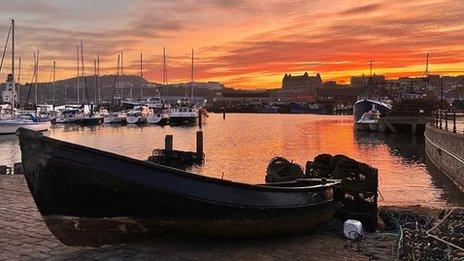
[425,123,464,191]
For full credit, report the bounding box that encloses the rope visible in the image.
[265,157,304,183]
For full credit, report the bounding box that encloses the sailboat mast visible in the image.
[121,52,124,100]
[163,47,167,96]
[76,46,80,104]
[190,49,193,102]
[52,60,55,105]
[80,41,86,103]
[17,56,21,104]
[65,79,67,105]
[35,50,39,105]
[94,59,97,104]
[11,19,15,110]
[140,52,143,100]
[97,55,100,103]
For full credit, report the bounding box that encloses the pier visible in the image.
[425,111,464,191]
[378,115,429,134]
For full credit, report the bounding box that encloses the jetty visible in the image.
[378,115,429,134]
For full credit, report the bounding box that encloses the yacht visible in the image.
[170,97,198,125]
[0,20,51,134]
[126,106,148,124]
[103,111,127,124]
[355,105,381,131]
[55,106,102,125]
[146,97,170,125]
[0,111,51,135]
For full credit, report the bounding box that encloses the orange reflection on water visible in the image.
[1,113,462,208]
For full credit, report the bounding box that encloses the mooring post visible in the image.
[453,111,457,133]
[0,165,7,175]
[198,109,203,129]
[196,131,203,155]
[165,135,173,151]
[439,110,442,129]
[223,110,226,120]
[445,110,448,130]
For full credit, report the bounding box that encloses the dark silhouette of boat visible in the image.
[16,128,344,246]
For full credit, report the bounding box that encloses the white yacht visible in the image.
[146,97,170,125]
[126,106,148,124]
[0,113,51,134]
[170,97,198,125]
[0,20,51,134]
[103,111,127,124]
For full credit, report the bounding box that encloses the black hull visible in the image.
[170,116,197,125]
[156,117,169,126]
[17,128,342,246]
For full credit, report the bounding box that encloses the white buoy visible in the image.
[343,219,364,240]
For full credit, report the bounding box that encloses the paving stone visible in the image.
[0,175,369,260]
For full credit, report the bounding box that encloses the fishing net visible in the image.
[306,154,378,231]
[265,157,304,183]
[147,149,204,170]
[379,208,464,260]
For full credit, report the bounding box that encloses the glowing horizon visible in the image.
[1,0,464,89]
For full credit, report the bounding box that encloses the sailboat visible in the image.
[170,49,198,125]
[146,94,170,125]
[147,50,170,125]
[0,19,51,134]
[56,42,102,125]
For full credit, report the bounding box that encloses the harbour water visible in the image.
[1,113,463,207]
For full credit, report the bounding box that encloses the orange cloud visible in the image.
[1,0,464,89]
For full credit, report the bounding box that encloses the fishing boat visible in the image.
[17,128,344,246]
[103,112,127,124]
[353,94,391,122]
[126,106,147,124]
[355,105,381,131]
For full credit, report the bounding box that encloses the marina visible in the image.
[2,1,464,259]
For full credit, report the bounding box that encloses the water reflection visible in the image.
[1,113,463,207]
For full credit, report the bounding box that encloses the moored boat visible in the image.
[146,97,170,125]
[355,105,381,131]
[353,94,391,122]
[126,106,147,124]
[147,110,169,125]
[103,112,127,124]
[170,97,198,125]
[0,114,51,134]
[17,128,343,246]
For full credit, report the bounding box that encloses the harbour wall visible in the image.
[425,124,464,191]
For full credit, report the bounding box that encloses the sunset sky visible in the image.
[1,0,464,89]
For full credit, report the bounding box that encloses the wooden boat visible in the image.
[17,128,344,247]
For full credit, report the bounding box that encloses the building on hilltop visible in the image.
[282,72,322,96]
[276,72,322,102]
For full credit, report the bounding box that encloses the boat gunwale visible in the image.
[16,128,342,193]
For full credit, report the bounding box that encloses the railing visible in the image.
[431,110,464,134]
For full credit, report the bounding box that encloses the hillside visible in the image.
[3,75,224,105]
